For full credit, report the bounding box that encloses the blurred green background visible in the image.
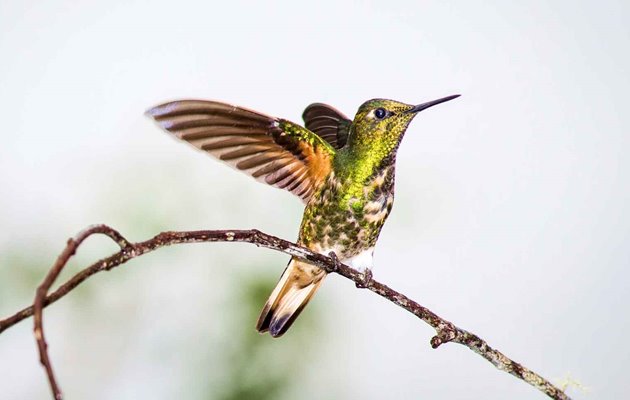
[0,165,337,399]
[2,1,630,399]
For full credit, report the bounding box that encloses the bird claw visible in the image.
[327,251,372,288]
[328,251,341,273]
[355,269,373,289]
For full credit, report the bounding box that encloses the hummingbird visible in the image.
[146,94,460,337]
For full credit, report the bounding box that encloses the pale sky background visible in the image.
[1,0,629,399]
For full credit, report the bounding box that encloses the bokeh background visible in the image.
[1,1,629,399]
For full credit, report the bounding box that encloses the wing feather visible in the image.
[302,103,352,149]
[147,100,335,202]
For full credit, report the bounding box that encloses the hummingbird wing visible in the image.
[146,100,335,202]
[302,103,352,149]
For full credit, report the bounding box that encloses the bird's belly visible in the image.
[299,193,394,261]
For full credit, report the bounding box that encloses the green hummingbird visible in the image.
[146,94,459,337]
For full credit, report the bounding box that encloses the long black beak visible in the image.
[405,94,461,114]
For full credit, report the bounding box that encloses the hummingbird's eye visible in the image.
[374,108,387,120]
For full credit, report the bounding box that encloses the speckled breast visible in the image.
[298,167,395,258]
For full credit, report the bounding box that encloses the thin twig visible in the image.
[0,226,570,400]
[32,225,132,400]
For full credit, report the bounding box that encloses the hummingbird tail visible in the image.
[256,258,325,337]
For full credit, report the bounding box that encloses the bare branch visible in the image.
[32,225,132,400]
[0,226,570,400]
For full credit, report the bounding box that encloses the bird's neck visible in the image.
[333,143,395,200]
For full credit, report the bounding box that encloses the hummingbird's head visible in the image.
[348,95,460,160]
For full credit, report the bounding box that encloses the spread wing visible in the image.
[302,103,352,149]
[146,100,335,202]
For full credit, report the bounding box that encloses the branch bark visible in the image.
[0,225,570,400]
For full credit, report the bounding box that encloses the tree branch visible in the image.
[0,225,570,400]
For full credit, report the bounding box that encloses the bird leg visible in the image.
[328,250,372,288]
[355,268,373,289]
[328,251,341,273]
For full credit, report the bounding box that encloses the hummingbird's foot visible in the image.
[355,269,373,289]
[328,251,341,273]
